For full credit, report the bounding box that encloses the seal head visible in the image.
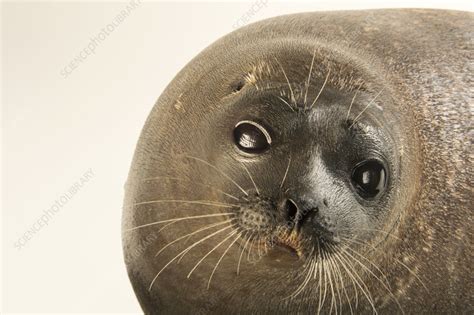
[123,9,473,314]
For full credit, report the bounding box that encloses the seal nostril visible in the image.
[323,199,328,207]
[285,199,298,223]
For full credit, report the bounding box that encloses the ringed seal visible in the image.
[122,9,473,314]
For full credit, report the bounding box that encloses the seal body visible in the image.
[122,9,473,314]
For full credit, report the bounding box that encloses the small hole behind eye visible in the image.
[231,79,245,92]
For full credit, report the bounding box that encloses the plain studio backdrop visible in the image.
[1,0,472,313]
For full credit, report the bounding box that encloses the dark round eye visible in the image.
[351,160,387,199]
[233,121,271,153]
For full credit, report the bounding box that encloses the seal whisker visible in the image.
[340,238,392,288]
[131,199,238,208]
[155,220,233,257]
[331,256,342,315]
[324,250,337,315]
[247,235,258,262]
[178,223,222,263]
[326,247,354,315]
[280,155,292,190]
[274,57,296,106]
[123,10,471,313]
[156,220,179,232]
[126,213,235,232]
[316,258,324,315]
[277,96,296,112]
[330,246,359,309]
[339,249,392,313]
[237,232,252,275]
[207,232,242,289]
[334,254,373,313]
[310,69,331,108]
[187,230,238,279]
[297,259,317,297]
[348,88,385,129]
[334,249,378,314]
[177,223,232,263]
[169,221,236,264]
[263,238,269,254]
[346,88,360,121]
[149,225,233,291]
[314,243,323,312]
[320,253,329,315]
[240,162,260,195]
[342,237,427,291]
[140,175,240,201]
[257,235,263,258]
[287,258,315,299]
[326,251,344,315]
[339,245,405,314]
[304,49,317,108]
[185,155,249,196]
[338,227,401,241]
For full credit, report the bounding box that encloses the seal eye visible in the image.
[233,121,271,153]
[351,160,387,199]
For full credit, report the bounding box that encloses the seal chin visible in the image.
[272,241,299,257]
[264,243,302,269]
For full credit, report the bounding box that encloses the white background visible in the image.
[2,0,473,313]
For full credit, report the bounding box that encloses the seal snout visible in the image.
[238,207,276,232]
[277,196,341,249]
[278,197,319,232]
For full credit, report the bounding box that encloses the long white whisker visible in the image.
[340,239,391,288]
[286,259,314,299]
[185,155,249,196]
[275,57,296,106]
[341,236,427,291]
[240,162,260,195]
[304,49,317,108]
[316,243,324,315]
[330,244,359,309]
[280,155,292,190]
[187,230,238,278]
[131,199,238,208]
[326,251,344,315]
[237,232,251,275]
[310,69,331,108]
[340,246,404,314]
[140,175,240,201]
[247,236,257,262]
[333,248,378,314]
[346,88,360,121]
[349,88,384,129]
[326,247,353,315]
[207,232,242,289]
[324,250,336,315]
[126,213,234,232]
[320,254,328,315]
[154,220,232,257]
[277,96,296,112]
[156,220,178,233]
[148,225,233,291]
[338,227,401,241]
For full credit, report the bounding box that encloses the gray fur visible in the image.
[123,9,473,314]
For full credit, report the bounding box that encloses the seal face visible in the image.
[123,9,473,314]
